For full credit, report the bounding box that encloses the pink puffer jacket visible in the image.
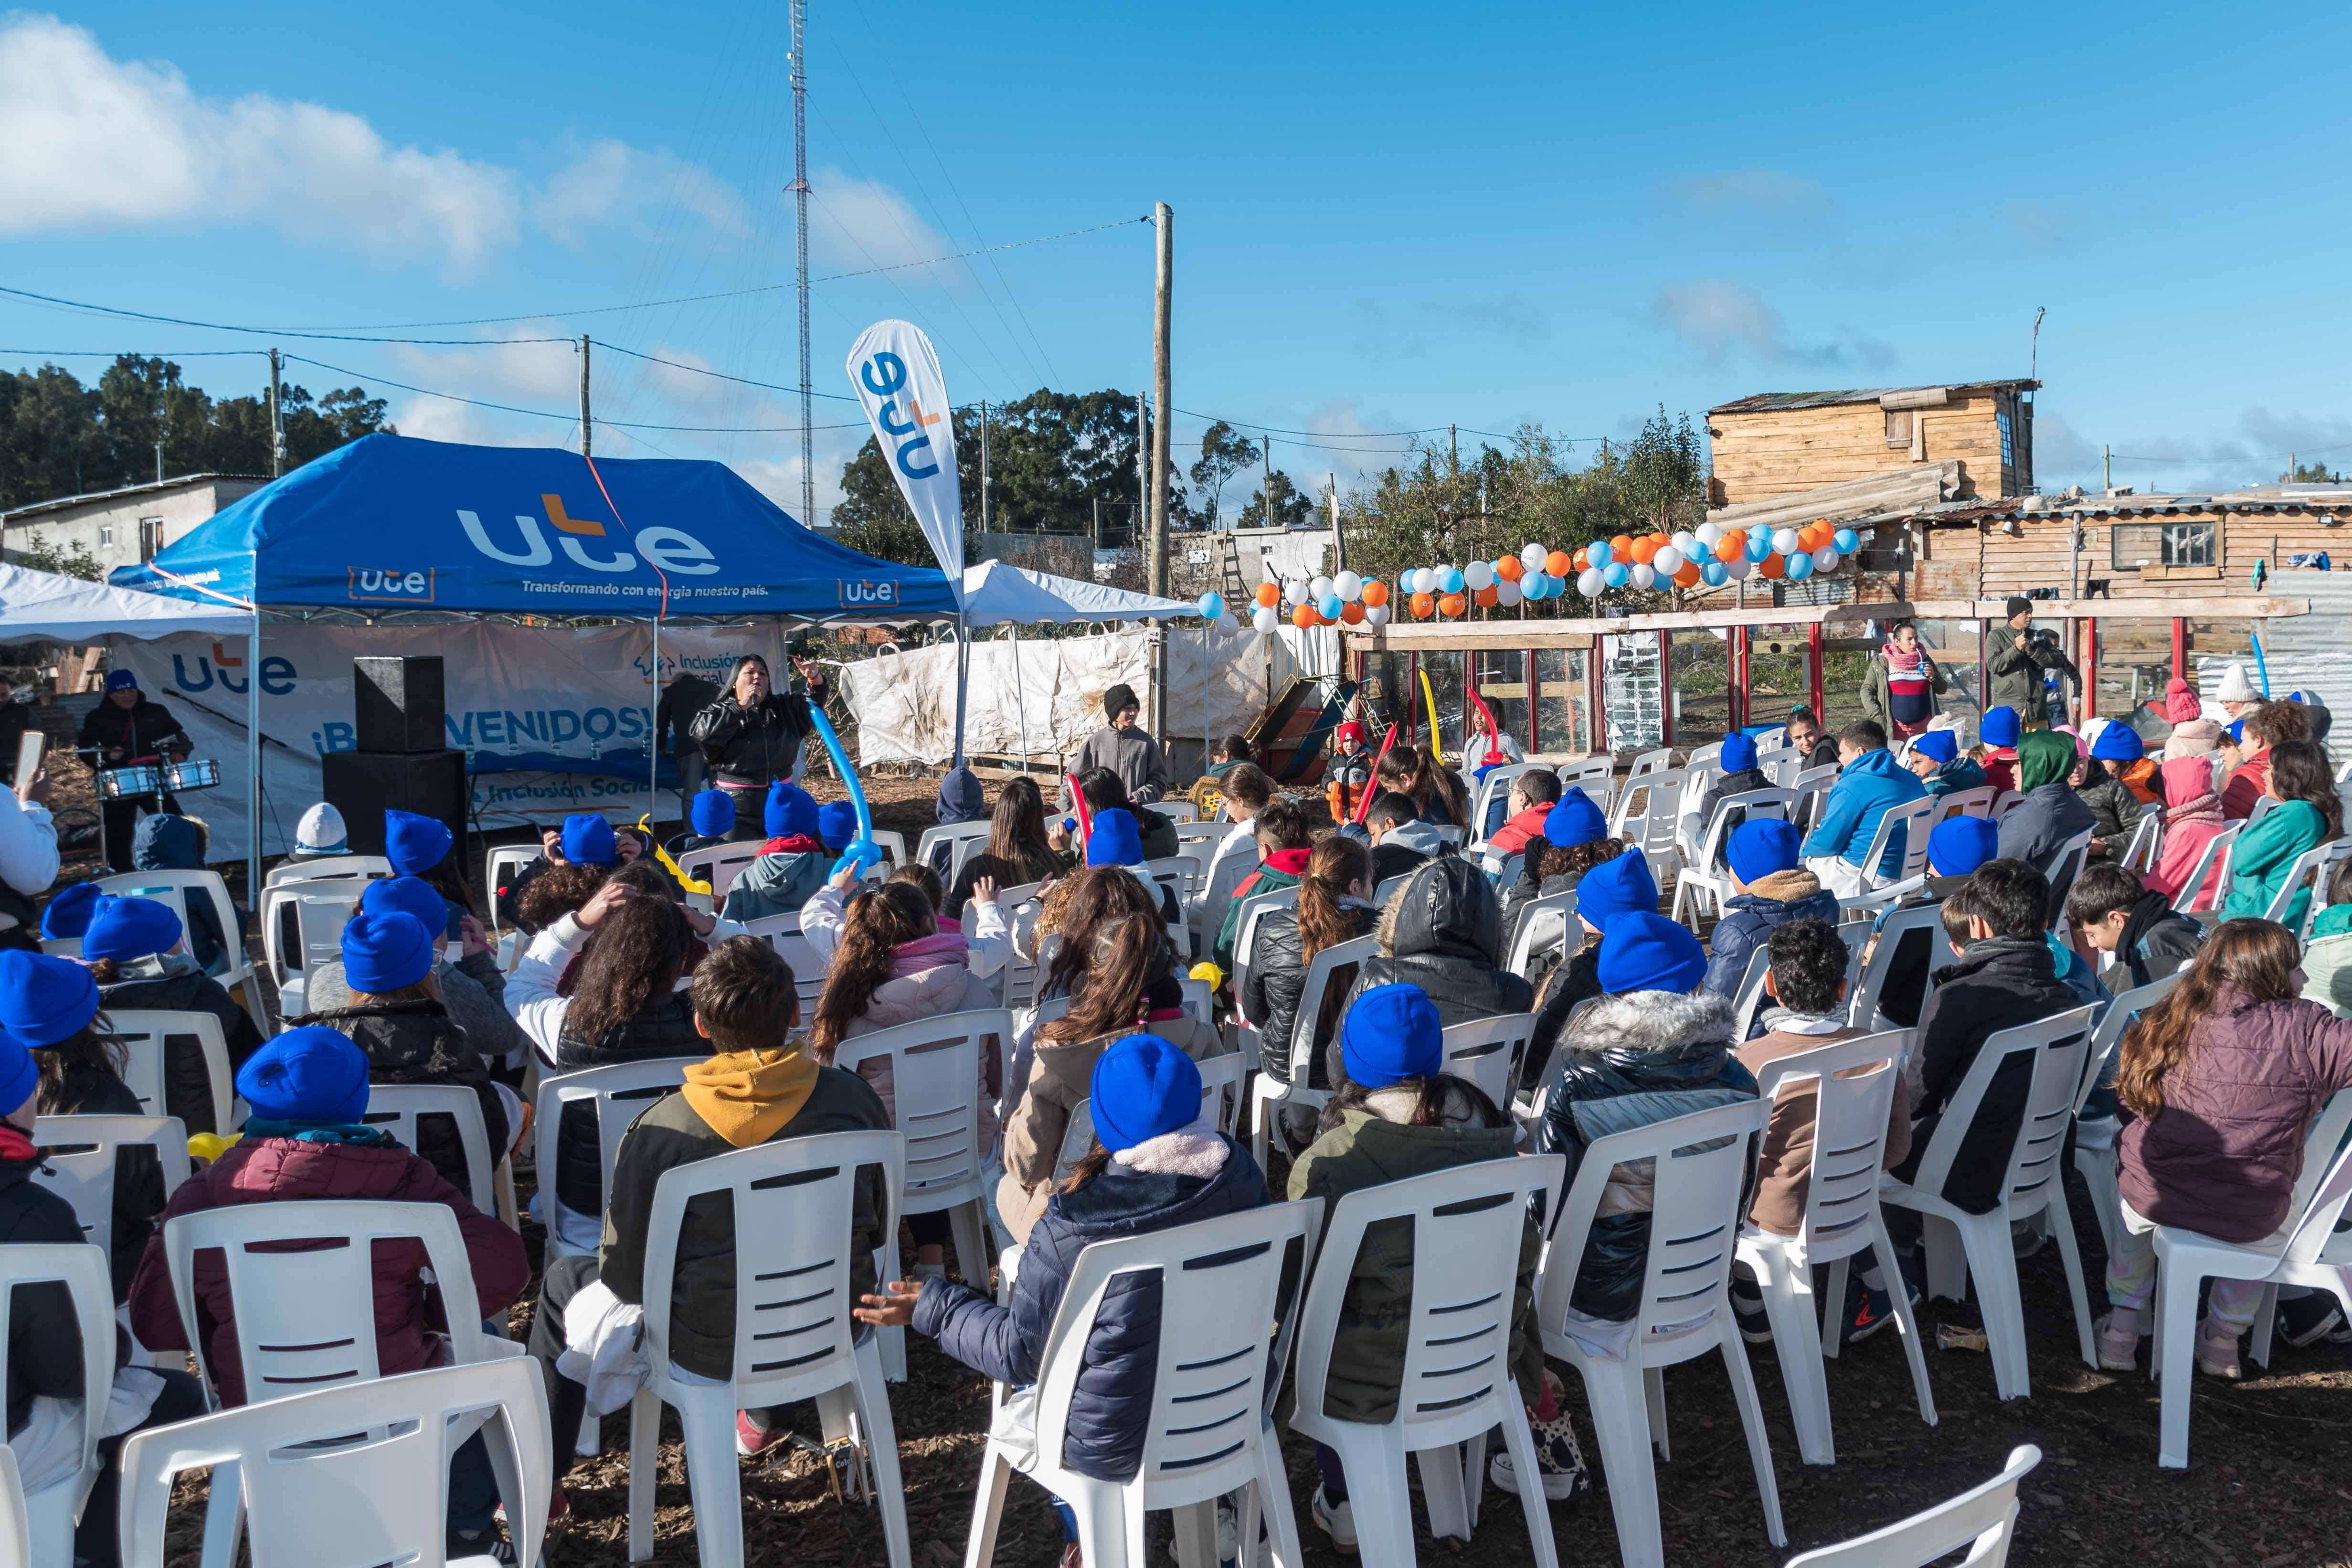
[2119,985,2352,1244]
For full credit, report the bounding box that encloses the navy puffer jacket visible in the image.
[913,1135,1269,1482]
[1701,868,1842,1002]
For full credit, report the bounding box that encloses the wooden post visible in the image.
[578,335,592,456]
[1148,202,1173,596]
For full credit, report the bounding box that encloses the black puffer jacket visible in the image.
[1533,987,1758,1321]
[99,961,266,1136]
[687,690,817,784]
[39,1064,159,1302]
[75,696,187,763]
[552,996,704,1218]
[1332,857,1533,1090]
[292,999,510,1198]
[1242,900,1377,1086]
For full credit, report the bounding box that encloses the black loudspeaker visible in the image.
[323,750,467,854]
[354,656,446,753]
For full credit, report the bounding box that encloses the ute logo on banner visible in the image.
[846,321,965,604]
[445,491,720,586]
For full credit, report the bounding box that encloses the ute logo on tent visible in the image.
[450,493,721,577]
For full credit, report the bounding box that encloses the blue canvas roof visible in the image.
[109,433,954,619]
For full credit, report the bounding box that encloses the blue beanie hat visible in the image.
[0,950,99,1046]
[0,1032,34,1119]
[1340,983,1444,1089]
[361,876,449,940]
[1089,1033,1205,1152]
[2224,719,2246,744]
[341,908,434,994]
[763,781,818,841]
[237,1027,371,1125]
[103,668,138,694]
[80,895,183,964]
[1726,819,1801,886]
[2091,723,2145,762]
[1719,732,1759,774]
[816,801,861,852]
[1981,706,2021,748]
[1574,846,1657,932]
[383,810,453,876]
[1928,816,2001,878]
[1541,788,1608,848]
[40,883,102,941]
[1086,807,1145,868]
[1908,730,1958,766]
[561,813,617,866]
[1597,911,1709,996]
[689,789,735,839]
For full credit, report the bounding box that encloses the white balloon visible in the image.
[1726,555,1753,580]
[1284,577,1308,605]
[1577,568,1605,598]
[1652,546,1685,576]
[1364,603,1390,627]
[1215,611,1238,631]
[1771,528,1801,556]
[1672,531,1698,557]
[1694,522,1722,548]
[1251,606,1278,634]
[1334,570,1363,602]
[1309,574,1335,603]
[1813,544,1841,572]
[1495,577,1523,608]
[1463,560,1494,592]
[1520,543,1547,571]
[1631,563,1656,590]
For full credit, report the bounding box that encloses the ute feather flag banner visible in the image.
[846,321,965,599]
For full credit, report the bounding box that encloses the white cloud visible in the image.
[386,334,582,403]
[536,138,750,247]
[807,166,953,275]
[1649,280,1896,371]
[1664,170,1837,230]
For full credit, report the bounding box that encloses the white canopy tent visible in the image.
[0,562,251,642]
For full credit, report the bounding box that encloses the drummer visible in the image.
[685,649,830,843]
[76,668,191,872]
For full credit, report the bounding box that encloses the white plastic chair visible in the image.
[1058,1054,1251,1179]
[260,853,391,890]
[1734,1033,1935,1466]
[1227,884,1302,1006]
[1536,1099,1784,1568]
[95,869,262,1021]
[1988,790,2027,821]
[1780,1444,2041,1568]
[104,1009,233,1135]
[2260,836,2352,933]
[1931,785,1997,824]
[869,828,910,867]
[622,1130,911,1568]
[2118,810,2162,874]
[1730,944,1778,1043]
[2068,972,2184,1254]
[533,1059,693,1260]
[829,1007,1009,1381]
[258,875,372,996]
[1142,799,1197,824]
[1247,932,1376,1168]
[359,1081,519,1227]
[1878,1005,2099,1400]
[963,1201,1320,1568]
[1790,764,1839,831]
[2043,827,2095,910]
[1838,874,1925,919]
[742,911,827,1009]
[31,1114,191,1256]
[1610,768,1686,879]
[1190,828,1261,952]
[119,1357,550,1568]
[1467,762,1540,844]
[916,820,993,885]
[1853,797,1936,895]
[0,1446,24,1568]
[2167,821,2241,913]
[0,1243,110,1565]
[1292,1158,1568,1568]
[676,841,765,913]
[1844,903,1959,1031]
[37,937,79,958]
[1505,887,1580,979]
[984,882,1048,1008]
[483,843,539,934]
[1671,789,1798,923]
[1439,1012,1532,1114]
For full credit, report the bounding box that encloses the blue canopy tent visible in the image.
[109,433,955,889]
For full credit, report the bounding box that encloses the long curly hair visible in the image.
[1040,912,1168,1045]
[519,860,611,933]
[562,893,693,1044]
[2118,918,2300,1120]
[808,881,936,1061]
[1038,867,1161,1001]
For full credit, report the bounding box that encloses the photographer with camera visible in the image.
[1987,596,2080,728]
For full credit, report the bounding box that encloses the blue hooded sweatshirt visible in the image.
[1800,747,1928,877]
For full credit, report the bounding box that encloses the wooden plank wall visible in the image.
[1709,395,2005,507]
[1965,508,2345,603]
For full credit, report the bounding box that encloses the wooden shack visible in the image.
[1706,381,2039,508]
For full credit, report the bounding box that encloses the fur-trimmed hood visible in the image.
[1566,986,1738,1058]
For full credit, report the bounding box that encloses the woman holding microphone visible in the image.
[687,650,830,842]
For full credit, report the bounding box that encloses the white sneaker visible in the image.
[1489,1410,1592,1504]
[1311,1487,1356,1554]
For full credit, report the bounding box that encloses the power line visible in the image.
[591,339,861,403]
[0,349,265,359]
[280,353,861,434]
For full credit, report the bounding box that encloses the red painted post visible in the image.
[2172,616,2186,684]
[1808,620,1825,720]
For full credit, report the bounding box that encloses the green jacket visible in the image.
[1985,628,2079,722]
[1922,756,1987,797]
[2301,905,2352,1017]
[600,1063,892,1382]
[2221,798,2327,928]
[1286,1083,1542,1423]
[1213,859,1306,974]
[1861,649,1947,734]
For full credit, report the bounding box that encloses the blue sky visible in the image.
[6,0,2351,518]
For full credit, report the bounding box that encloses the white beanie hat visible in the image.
[2215,663,2257,703]
[294,802,348,857]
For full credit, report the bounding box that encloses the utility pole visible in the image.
[1135,394,1147,525]
[2102,444,2110,492]
[979,399,990,532]
[788,0,813,527]
[1261,436,1271,530]
[153,441,163,485]
[1449,423,1458,468]
[1328,471,1344,572]
[1148,202,1173,597]
[578,336,592,456]
[267,348,285,478]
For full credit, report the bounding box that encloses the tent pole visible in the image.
[246,609,261,906]
[1011,625,1028,776]
[1201,624,1208,770]
[952,611,968,770]
[649,614,662,825]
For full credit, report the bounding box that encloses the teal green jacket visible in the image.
[1922,757,1987,797]
[2220,798,2328,928]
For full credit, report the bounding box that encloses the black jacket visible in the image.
[99,963,266,1136]
[0,1156,95,1435]
[1690,768,1774,857]
[553,996,705,1219]
[946,845,1070,920]
[76,697,187,763]
[1242,901,1377,1086]
[292,999,510,1198]
[654,674,720,762]
[1701,869,1842,1001]
[1334,858,1533,1090]
[1523,940,1602,1091]
[688,690,817,784]
[1996,783,2099,876]
[39,1066,159,1302]
[2116,891,2204,989]
[1896,935,2081,1213]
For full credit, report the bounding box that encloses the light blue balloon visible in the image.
[1833,528,1859,554]
[1786,551,1814,581]
[1746,531,1774,563]
[1438,565,1464,594]
[1702,561,1728,586]
[1526,572,1550,600]
[1197,591,1225,620]
[1602,562,1630,588]
[1318,593,1343,620]
[1587,540,1614,569]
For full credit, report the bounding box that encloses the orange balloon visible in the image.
[1572,549,1590,573]
[1495,555,1523,582]
[1409,592,1435,619]
[1254,582,1280,608]
[1361,579,1390,607]
[1544,550,1573,578]
[1759,552,1787,580]
[1438,593,1467,617]
[1473,584,1499,608]
[1673,562,1702,588]
[1631,535,1660,564]
[1292,603,1319,628]
[1340,600,1366,625]
[1611,534,1635,559]
[1714,535,1742,563]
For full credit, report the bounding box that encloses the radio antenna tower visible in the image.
[789,0,813,527]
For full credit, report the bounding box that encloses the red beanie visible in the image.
[2164,678,2202,725]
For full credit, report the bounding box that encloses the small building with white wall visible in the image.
[0,473,266,576]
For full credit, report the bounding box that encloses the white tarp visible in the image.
[959,561,1196,627]
[102,621,786,864]
[0,562,250,642]
[840,623,1277,768]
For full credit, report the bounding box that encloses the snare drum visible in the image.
[163,758,221,792]
[98,765,164,800]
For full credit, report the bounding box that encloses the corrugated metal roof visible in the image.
[1707,381,2038,416]
[0,472,265,522]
